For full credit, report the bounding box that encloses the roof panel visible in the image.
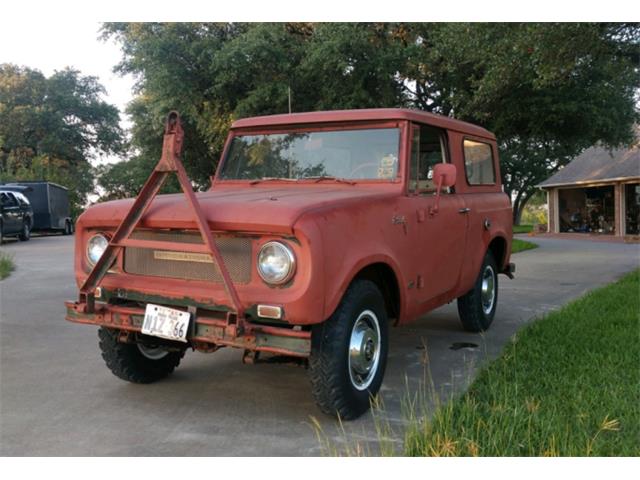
[231,108,496,139]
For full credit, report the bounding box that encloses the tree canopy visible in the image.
[100,22,640,222]
[409,23,639,221]
[0,64,124,216]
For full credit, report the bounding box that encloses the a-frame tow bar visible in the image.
[76,111,245,336]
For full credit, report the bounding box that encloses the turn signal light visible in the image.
[257,305,283,320]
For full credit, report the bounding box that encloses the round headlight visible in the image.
[86,234,109,265]
[257,241,296,285]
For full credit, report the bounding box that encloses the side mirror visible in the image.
[433,163,457,189]
[430,163,457,215]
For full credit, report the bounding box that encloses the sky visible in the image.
[0,20,135,164]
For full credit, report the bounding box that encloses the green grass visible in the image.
[512,238,538,253]
[402,269,640,456]
[0,252,14,280]
[513,224,534,234]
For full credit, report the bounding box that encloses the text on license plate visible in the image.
[142,303,190,343]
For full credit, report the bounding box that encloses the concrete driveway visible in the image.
[0,234,638,455]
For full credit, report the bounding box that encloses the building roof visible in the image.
[231,108,496,140]
[538,140,640,188]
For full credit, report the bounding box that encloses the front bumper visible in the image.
[65,300,311,357]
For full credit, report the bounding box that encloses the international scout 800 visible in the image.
[66,109,514,419]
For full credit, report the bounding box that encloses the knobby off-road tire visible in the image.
[309,279,389,420]
[98,327,184,384]
[18,220,30,241]
[457,250,498,332]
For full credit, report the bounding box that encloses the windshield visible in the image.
[219,127,400,181]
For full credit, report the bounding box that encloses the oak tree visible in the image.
[0,64,123,215]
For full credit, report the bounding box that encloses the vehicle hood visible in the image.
[79,184,400,234]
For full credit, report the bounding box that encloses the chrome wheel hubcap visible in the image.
[481,265,496,315]
[137,343,169,360]
[348,310,381,391]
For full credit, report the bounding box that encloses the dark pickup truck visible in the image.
[0,189,33,243]
[0,182,73,235]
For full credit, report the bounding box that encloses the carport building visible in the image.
[538,140,639,237]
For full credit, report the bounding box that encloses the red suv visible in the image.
[66,109,514,419]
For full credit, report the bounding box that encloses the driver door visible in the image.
[408,124,468,303]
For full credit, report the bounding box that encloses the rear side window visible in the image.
[463,139,495,185]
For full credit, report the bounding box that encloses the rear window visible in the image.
[463,139,495,185]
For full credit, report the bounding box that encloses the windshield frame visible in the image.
[212,120,408,185]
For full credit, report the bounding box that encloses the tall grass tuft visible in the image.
[0,251,14,280]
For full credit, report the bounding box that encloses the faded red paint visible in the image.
[67,108,513,356]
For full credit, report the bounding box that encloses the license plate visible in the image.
[141,303,190,343]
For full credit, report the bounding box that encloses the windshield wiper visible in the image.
[302,176,356,185]
[249,177,298,185]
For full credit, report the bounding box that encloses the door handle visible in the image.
[458,207,471,214]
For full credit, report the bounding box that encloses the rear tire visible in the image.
[18,220,30,241]
[98,327,185,384]
[309,279,388,420]
[457,251,498,332]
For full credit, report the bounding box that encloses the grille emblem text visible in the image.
[153,251,213,264]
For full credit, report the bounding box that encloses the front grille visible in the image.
[124,230,252,283]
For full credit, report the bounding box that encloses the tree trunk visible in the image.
[512,189,524,225]
[512,189,535,226]
[513,205,523,226]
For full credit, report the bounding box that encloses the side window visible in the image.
[2,192,18,206]
[463,139,495,185]
[15,193,29,206]
[409,124,449,194]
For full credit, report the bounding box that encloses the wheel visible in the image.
[98,327,185,384]
[457,250,498,332]
[18,219,30,241]
[309,279,389,420]
[0,221,4,245]
[63,221,70,235]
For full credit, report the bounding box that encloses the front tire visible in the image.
[309,279,388,420]
[18,220,30,241]
[98,327,185,384]
[457,250,498,332]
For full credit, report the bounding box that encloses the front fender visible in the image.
[298,196,413,325]
[323,253,408,324]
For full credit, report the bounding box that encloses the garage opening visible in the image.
[558,186,616,234]
[625,183,640,235]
